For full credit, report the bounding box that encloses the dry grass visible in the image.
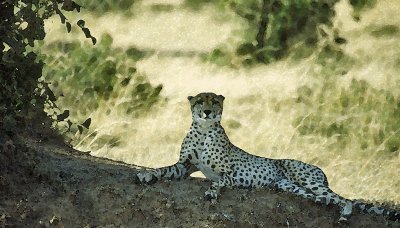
[43,0,400,204]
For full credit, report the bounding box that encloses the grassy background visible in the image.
[39,0,399,204]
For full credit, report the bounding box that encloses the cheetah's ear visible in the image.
[187,96,194,101]
[218,95,225,101]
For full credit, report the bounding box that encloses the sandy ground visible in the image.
[0,130,398,227]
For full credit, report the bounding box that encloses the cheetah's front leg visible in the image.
[204,175,235,204]
[134,136,198,184]
[134,161,194,184]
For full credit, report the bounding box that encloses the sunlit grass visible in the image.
[42,0,400,204]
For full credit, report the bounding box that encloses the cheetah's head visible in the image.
[187,92,225,125]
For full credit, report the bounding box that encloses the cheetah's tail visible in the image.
[353,201,400,221]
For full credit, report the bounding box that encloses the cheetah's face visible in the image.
[188,92,225,124]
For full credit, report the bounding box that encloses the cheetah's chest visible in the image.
[195,135,223,182]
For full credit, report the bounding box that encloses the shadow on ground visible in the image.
[0,131,397,227]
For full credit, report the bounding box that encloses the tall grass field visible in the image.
[39,0,400,204]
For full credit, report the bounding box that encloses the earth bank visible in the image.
[0,132,397,227]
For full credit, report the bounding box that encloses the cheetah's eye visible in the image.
[212,101,219,105]
[194,100,203,106]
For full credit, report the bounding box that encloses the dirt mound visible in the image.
[0,134,398,227]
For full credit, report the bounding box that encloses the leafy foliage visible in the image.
[349,0,376,20]
[206,0,377,66]
[75,0,140,15]
[183,0,217,11]
[0,0,90,134]
[39,33,163,138]
[205,0,340,66]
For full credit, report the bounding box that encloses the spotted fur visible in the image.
[134,92,400,222]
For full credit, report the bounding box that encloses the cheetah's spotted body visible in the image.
[135,92,400,222]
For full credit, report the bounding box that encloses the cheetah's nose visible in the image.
[204,110,212,116]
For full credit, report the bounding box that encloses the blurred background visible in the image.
[37,0,399,204]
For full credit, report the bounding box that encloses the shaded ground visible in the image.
[0,131,398,228]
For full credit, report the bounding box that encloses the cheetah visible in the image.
[134,92,400,222]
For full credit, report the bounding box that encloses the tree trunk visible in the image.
[256,0,270,50]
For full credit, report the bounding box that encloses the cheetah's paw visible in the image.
[204,189,218,204]
[134,172,158,185]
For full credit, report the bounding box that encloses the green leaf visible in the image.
[91,37,97,45]
[121,77,131,87]
[44,84,57,101]
[57,110,69,121]
[77,19,85,28]
[81,118,91,129]
[82,27,91,38]
[236,43,256,55]
[66,22,71,33]
[73,2,81,12]
[67,119,73,129]
[62,0,82,12]
[334,37,347,44]
[77,125,83,134]
[57,9,66,24]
